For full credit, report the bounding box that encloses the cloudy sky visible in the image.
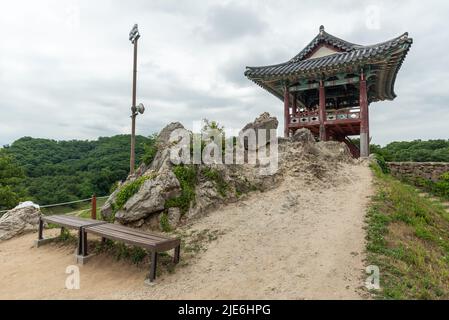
[0,0,448,146]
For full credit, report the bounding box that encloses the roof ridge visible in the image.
[289,26,411,63]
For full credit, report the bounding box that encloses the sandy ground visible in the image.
[0,163,372,300]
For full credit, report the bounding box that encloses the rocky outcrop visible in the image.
[102,113,354,231]
[149,122,187,173]
[291,128,315,144]
[240,112,278,150]
[101,122,187,221]
[0,203,41,240]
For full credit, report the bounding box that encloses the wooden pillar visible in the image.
[319,80,327,141]
[293,92,298,116]
[284,84,290,138]
[359,72,369,157]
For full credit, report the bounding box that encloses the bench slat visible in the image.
[91,223,173,242]
[42,215,106,229]
[85,224,180,252]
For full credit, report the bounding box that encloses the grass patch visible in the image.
[165,165,197,214]
[366,161,449,299]
[159,211,172,232]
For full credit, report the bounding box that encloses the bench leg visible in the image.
[149,251,158,282]
[77,228,83,256]
[60,226,66,236]
[174,245,180,264]
[82,229,88,256]
[38,217,44,240]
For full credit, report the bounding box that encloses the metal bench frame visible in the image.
[36,215,106,259]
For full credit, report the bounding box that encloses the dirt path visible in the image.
[0,163,372,300]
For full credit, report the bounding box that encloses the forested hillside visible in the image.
[372,139,449,162]
[0,135,154,209]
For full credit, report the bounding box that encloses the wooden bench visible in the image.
[83,223,181,282]
[36,215,106,257]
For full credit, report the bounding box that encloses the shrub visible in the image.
[203,167,228,197]
[434,172,449,198]
[165,165,197,214]
[373,153,390,174]
[159,211,171,232]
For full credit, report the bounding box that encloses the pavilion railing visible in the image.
[289,107,361,125]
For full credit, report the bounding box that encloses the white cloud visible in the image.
[0,0,448,146]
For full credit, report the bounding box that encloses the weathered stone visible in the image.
[150,122,190,173]
[167,207,182,228]
[0,203,41,240]
[387,162,449,182]
[316,141,352,162]
[115,170,181,224]
[156,122,185,148]
[291,128,315,144]
[240,112,278,151]
[187,181,220,219]
[100,187,121,221]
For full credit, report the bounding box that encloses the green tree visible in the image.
[0,150,26,210]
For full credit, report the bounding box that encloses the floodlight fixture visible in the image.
[129,24,140,43]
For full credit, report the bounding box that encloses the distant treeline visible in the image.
[347,139,449,162]
[372,140,449,162]
[0,135,155,210]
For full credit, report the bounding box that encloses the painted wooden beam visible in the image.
[289,76,360,92]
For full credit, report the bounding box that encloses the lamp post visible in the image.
[129,24,145,175]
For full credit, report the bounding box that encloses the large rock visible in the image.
[156,122,185,148]
[150,122,187,173]
[0,203,41,240]
[101,122,187,220]
[115,170,182,223]
[100,186,121,221]
[291,128,315,144]
[240,112,278,151]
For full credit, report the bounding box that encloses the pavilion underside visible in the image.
[245,26,412,158]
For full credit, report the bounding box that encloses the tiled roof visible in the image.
[244,26,413,102]
[245,26,412,79]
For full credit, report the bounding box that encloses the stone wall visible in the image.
[387,162,449,182]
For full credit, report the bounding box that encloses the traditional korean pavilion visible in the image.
[245,26,412,157]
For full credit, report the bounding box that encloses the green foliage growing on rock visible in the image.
[202,167,229,197]
[165,165,197,214]
[113,175,153,213]
[159,211,172,232]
